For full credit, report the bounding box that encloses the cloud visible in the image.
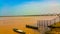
[11,2,60,15]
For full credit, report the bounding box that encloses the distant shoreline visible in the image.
[0,14,58,17]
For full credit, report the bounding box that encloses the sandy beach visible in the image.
[0,16,58,34]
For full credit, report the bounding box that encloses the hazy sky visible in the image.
[0,0,60,16]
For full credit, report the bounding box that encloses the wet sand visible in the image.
[0,16,58,34]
